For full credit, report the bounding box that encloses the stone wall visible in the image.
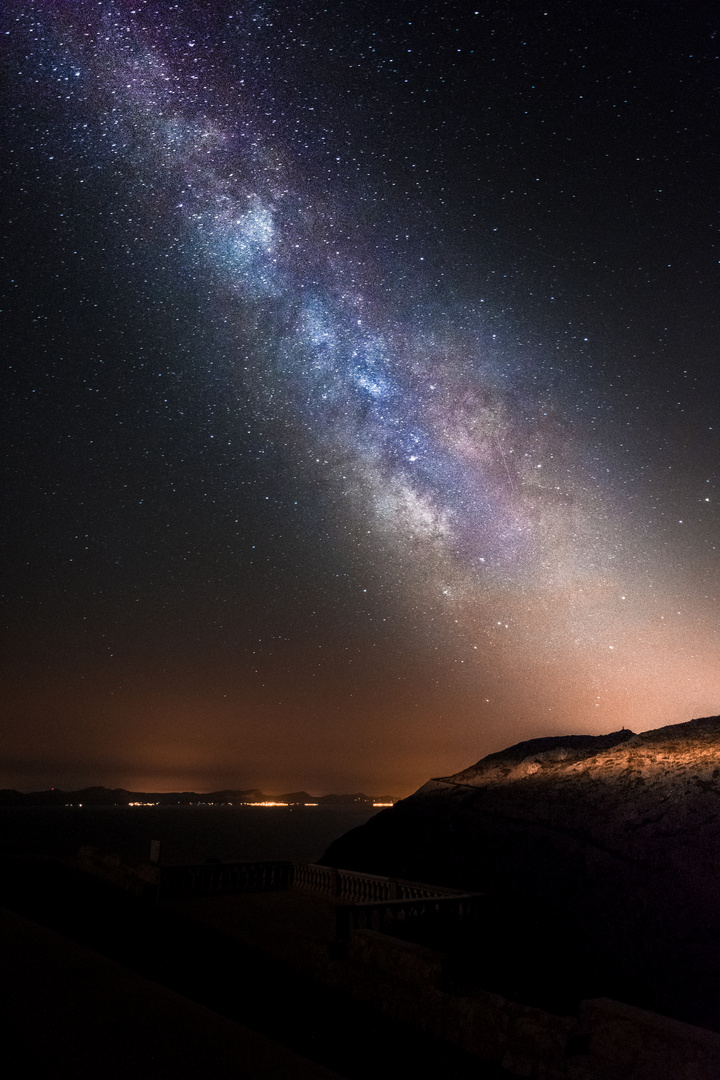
[578,998,720,1080]
[75,850,720,1078]
[77,846,159,899]
[342,929,720,1080]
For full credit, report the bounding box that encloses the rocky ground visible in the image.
[321,716,720,1029]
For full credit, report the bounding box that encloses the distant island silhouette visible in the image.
[0,786,398,808]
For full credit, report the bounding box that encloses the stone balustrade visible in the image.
[291,863,396,900]
[158,859,290,899]
[336,868,398,902]
[290,862,462,903]
[101,854,468,903]
[335,892,486,943]
[288,861,338,895]
[155,857,479,918]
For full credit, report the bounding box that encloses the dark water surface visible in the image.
[0,805,378,864]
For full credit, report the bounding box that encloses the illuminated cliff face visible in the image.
[425,716,720,878]
[445,715,720,792]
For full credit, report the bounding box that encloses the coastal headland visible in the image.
[3,716,720,1078]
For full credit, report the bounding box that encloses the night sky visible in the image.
[2,1,719,794]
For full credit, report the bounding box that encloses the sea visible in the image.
[0,804,380,866]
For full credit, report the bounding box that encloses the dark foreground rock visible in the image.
[320,716,720,1029]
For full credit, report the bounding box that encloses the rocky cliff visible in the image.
[321,716,720,1030]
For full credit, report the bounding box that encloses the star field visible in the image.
[2,1,719,792]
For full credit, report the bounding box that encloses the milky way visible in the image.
[3,2,719,791]
[95,17,604,575]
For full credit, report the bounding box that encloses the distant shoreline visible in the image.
[0,786,399,809]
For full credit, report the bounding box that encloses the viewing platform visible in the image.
[153,857,485,953]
